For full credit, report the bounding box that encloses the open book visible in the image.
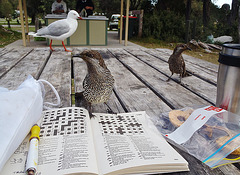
[1,107,189,175]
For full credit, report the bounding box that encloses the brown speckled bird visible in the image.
[167,44,191,83]
[74,50,115,117]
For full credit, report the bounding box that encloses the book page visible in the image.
[91,111,188,175]
[1,107,98,175]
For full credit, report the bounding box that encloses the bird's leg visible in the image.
[87,103,96,118]
[62,41,72,52]
[104,102,116,114]
[75,92,95,118]
[166,73,173,82]
[49,40,54,51]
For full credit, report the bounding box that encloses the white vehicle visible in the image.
[109,14,120,30]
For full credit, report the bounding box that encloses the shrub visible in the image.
[142,10,185,42]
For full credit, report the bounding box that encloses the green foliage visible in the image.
[98,0,120,19]
[141,0,238,43]
[0,0,14,28]
[0,25,21,47]
[0,0,14,19]
[143,9,185,42]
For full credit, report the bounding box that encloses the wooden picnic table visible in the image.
[0,46,240,175]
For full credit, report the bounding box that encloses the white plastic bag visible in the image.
[153,106,240,168]
[0,75,61,172]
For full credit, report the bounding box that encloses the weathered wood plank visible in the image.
[125,48,217,105]
[218,164,240,175]
[108,48,240,175]
[0,48,33,79]
[153,48,219,72]
[72,48,126,114]
[143,48,218,85]
[125,48,240,174]
[39,49,72,108]
[72,47,88,93]
[109,48,210,110]
[87,48,171,117]
[103,50,224,175]
[0,48,51,89]
[0,48,12,57]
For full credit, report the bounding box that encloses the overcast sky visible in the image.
[212,0,232,8]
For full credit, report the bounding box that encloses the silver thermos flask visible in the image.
[216,44,240,115]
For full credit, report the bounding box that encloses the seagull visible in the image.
[29,10,82,52]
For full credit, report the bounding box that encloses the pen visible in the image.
[26,124,40,175]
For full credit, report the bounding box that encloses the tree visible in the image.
[230,0,239,26]
[130,0,141,10]
[98,0,120,19]
[239,6,240,43]
[203,0,210,31]
[0,0,14,28]
[185,0,191,42]
[27,0,44,24]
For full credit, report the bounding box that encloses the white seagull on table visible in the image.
[29,10,82,52]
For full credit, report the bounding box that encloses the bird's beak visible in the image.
[78,17,83,20]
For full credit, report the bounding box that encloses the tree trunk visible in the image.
[203,0,210,31]
[238,6,240,43]
[31,14,36,25]
[7,19,11,28]
[186,0,191,21]
[185,0,191,42]
[231,0,239,26]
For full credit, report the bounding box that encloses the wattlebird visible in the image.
[29,10,82,52]
[73,50,115,117]
[167,44,191,83]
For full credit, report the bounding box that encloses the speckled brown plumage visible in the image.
[75,50,114,117]
[167,44,191,83]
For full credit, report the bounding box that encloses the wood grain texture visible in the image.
[125,48,217,105]
[0,48,12,57]
[1,47,240,174]
[98,48,172,117]
[109,48,210,109]
[144,48,218,85]
[0,48,50,89]
[0,48,33,79]
[39,49,72,108]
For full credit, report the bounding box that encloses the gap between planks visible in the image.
[141,48,217,86]
[124,49,215,106]
[0,49,34,79]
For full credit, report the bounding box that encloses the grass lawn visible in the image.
[8,26,35,32]
[0,18,32,26]
[0,25,46,47]
[130,37,220,65]
[0,26,21,47]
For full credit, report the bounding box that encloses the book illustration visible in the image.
[98,114,144,135]
[39,108,87,137]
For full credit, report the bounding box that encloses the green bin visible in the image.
[119,16,138,39]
